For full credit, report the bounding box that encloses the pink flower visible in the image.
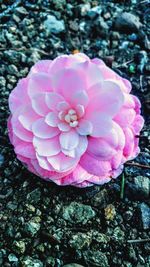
[8,53,144,187]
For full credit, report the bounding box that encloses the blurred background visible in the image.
[0,1,150,267]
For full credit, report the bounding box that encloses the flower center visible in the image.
[58,108,79,127]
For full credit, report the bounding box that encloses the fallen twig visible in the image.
[127,238,150,244]
[0,0,21,19]
[116,60,133,68]
[125,162,150,169]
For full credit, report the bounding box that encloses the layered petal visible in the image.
[33,136,60,156]
[32,118,59,138]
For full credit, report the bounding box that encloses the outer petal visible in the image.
[18,105,40,131]
[9,78,30,113]
[11,112,33,142]
[87,137,116,160]
[15,144,35,159]
[114,108,136,127]
[28,73,53,98]
[86,112,113,137]
[87,80,124,117]
[33,136,60,156]
[80,153,111,176]
[123,128,134,158]
[29,60,52,74]
[47,152,79,172]
[32,118,59,139]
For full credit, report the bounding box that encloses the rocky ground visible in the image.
[0,0,150,266]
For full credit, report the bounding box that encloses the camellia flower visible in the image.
[8,53,144,187]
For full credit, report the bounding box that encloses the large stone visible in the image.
[13,240,26,254]
[83,250,109,267]
[114,12,142,33]
[24,221,40,236]
[69,232,92,249]
[62,202,95,224]
[44,15,65,34]
[21,256,43,267]
[138,203,150,229]
[126,176,149,200]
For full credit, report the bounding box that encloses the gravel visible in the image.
[0,0,149,266]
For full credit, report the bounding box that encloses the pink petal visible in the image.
[80,153,111,176]
[71,90,89,107]
[9,78,30,113]
[75,136,88,157]
[47,152,78,172]
[87,137,116,160]
[33,136,60,156]
[36,153,54,171]
[48,53,89,75]
[58,122,70,132]
[29,60,52,74]
[52,68,87,102]
[123,128,134,158]
[114,108,136,127]
[87,112,113,137]
[45,92,64,110]
[28,73,53,98]
[32,93,49,116]
[59,129,79,150]
[18,105,40,131]
[57,101,70,111]
[45,112,59,127]
[132,115,144,134]
[32,118,59,139]
[15,144,35,159]
[11,112,33,142]
[87,80,124,117]
[62,135,88,158]
[77,119,93,135]
[111,150,123,169]
[76,104,85,118]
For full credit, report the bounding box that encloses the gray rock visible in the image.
[62,202,96,224]
[44,15,65,34]
[113,227,125,242]
[0,77,6,88]
[0,154,4,166]
[87,6,102,19]
[0,251,3,265]
[92,231,110,243]
[21,256,43,267]
[24,221,40,236]
[27,188,41,204]
[8,253,18,262]
[114,12,142,33]
[69,232,92,249]
[83,250,109,267]
[91,189,109,208]
[126,176,149,200]
[45,256,55,267]
[51,0,66,10]
[13,240,26,254]
[139,203,150,229]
